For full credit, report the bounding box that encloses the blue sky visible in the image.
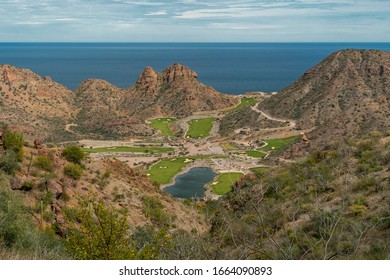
[1,0,389,42]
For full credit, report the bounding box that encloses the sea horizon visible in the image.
[1,42,390,94]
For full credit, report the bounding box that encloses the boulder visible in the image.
[34,139,43,149]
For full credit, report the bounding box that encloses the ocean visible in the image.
[1,43,390,94]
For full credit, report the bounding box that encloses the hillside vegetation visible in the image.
[165,132,390,259]
[0,129,208,259]
[2,130,388,259]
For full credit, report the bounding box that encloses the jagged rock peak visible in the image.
[162,63,198,83]
[136,66,158,86]
[133,66,159,97]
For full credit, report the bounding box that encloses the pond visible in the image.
[164,167,215,198]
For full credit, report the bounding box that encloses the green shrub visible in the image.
[103,170,111,178]
[34,155,53,171]
[0,172,66,258]
[151,180,160,189]
[3,130,24,161]
[356,139,375,152]
[62,146,85,164]
[21,181,34,191]
[349,204,368,216]
[356,163,370,174]
[0,150,19,174]
[354,196,368,206]
[65,198,135,260]
[354,176,376,191]
[309,209,340,239]
[3,130,24,151]
[64,163,83,180]
[142,196,170,226]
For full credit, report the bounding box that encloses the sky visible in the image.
[0,0,389,42]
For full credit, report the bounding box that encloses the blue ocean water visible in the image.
[1,43,389,94]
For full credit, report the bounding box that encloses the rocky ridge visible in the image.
[0,64,77,140]
[258,49,390,155]
[0,63,238,140]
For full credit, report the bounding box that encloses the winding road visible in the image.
[64,123,78,133]
[250,102,296,129]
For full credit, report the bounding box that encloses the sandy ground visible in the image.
[116,156,160,167]
[182,141,224,156]
[79,139,142,148]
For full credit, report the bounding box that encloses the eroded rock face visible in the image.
[135,66,159,95]
[162,63,198,83]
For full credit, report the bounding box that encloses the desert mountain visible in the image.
[259,49,390,151]
[74,79,151,138]
[127,63,238,118]
[0,64,77,141]
[0,63,237,140]
[75,64,238,137]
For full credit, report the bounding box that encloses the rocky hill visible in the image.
[0,65,77,141]
[128,64,238,118]
[74,79,152,138]
[75,64,238,137]
[0,63,237,140]
[259,49,390,153]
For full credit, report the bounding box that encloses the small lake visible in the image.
[164,167,215,198]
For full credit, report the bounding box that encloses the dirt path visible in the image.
[251,102,296,129]
[64,123,78,133]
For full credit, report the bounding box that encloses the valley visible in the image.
[74,94,304,198]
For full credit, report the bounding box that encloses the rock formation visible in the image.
[125,63,238,118]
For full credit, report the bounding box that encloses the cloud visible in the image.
[207,23,281,30]
[172,1,357,19]
[54,18,79,22]
[145,10,167,16]
[14,21,47,25]
[0,0,389,42]
[113,0,166,6]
